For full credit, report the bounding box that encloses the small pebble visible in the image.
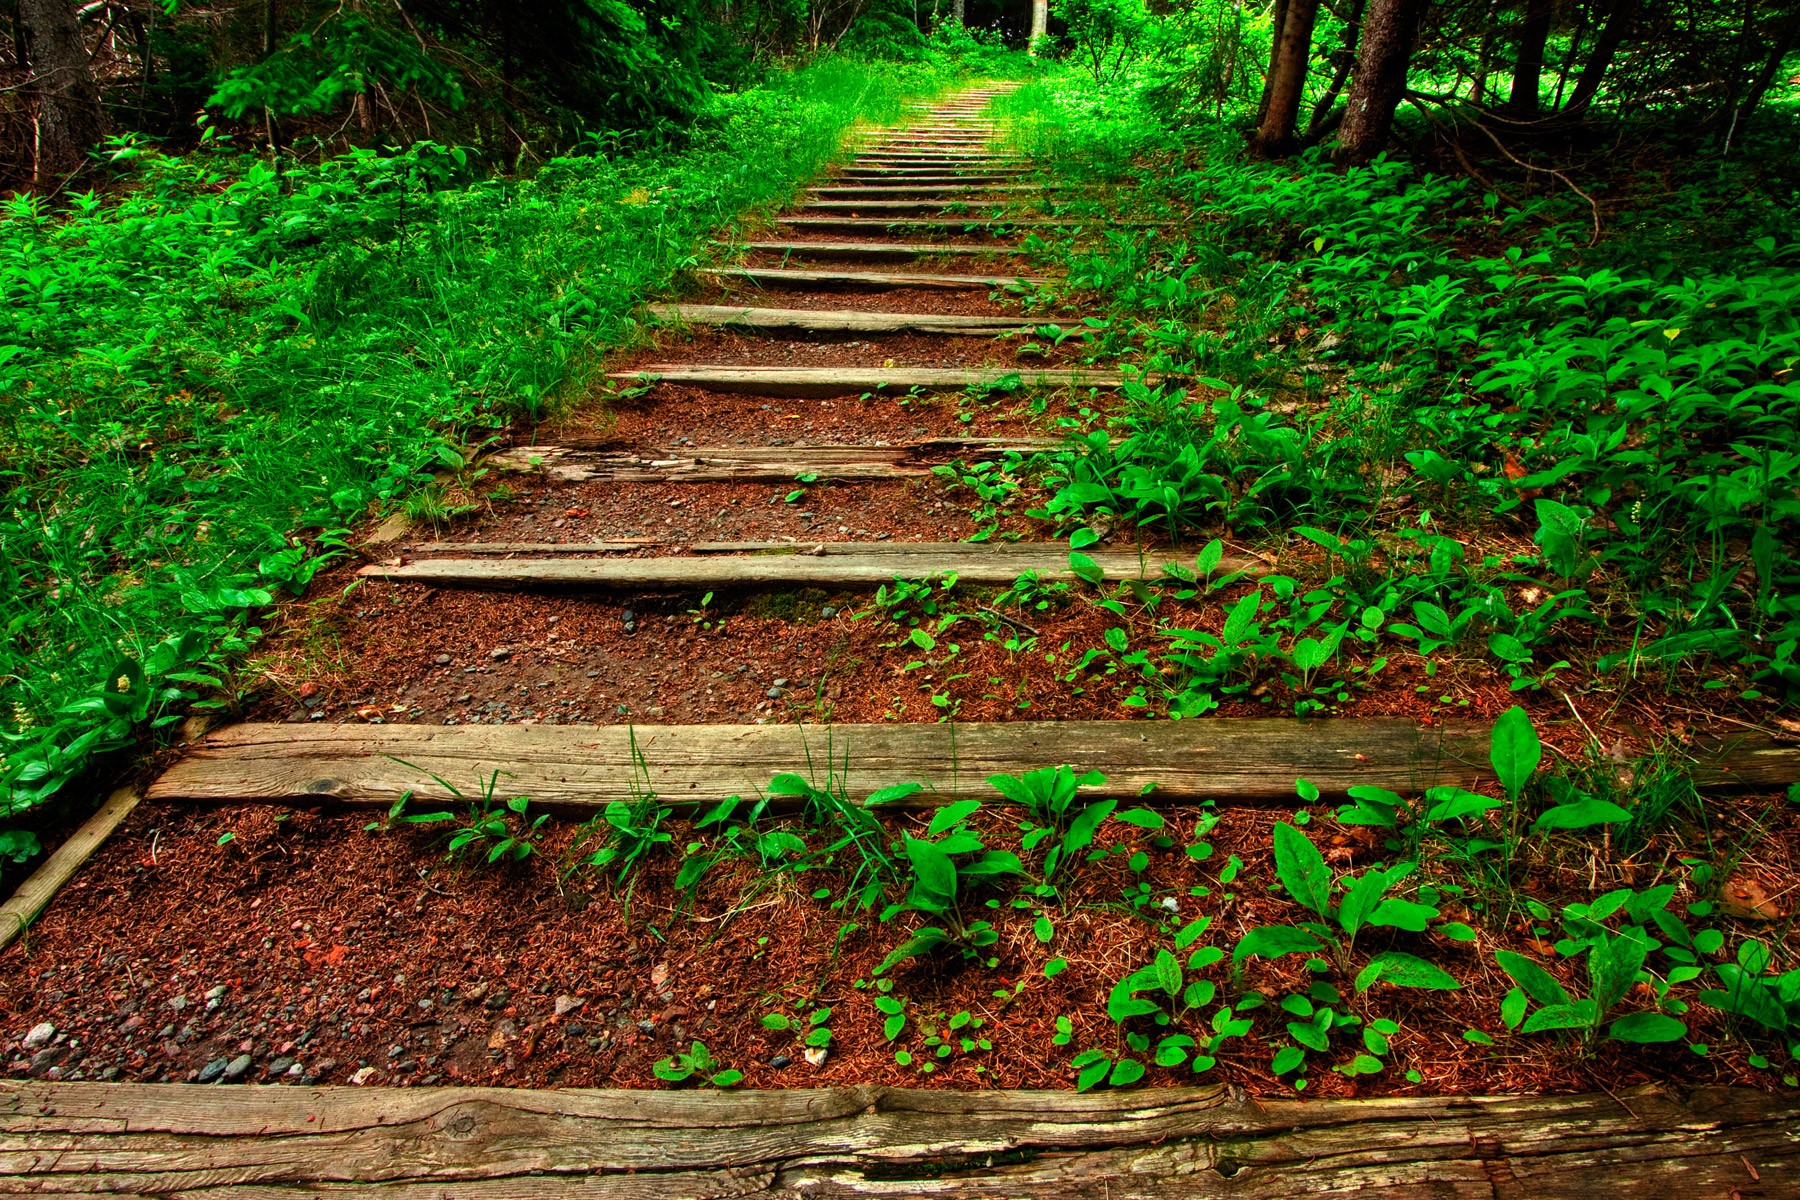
[766,687,784,699]
[20,1023,54,1051]
[554,995,585,1017]
[489,647,511,661]
[349,1066,380,1086]
[204,985,227,1001]
[821,606,837,618]
[636,1020,656,1034]
[434,654,452,665]
[773,678,789,687]
[770,1054,792,1068]
[223,1054,252,1081]
[804,1047,829,1067]
[197,1057,229,1084]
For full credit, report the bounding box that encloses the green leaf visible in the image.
[1608,1012,1687,1044]
[1494,951,1571,1007]
[1490,706,1541,798]
[1369,898,1439,933]
[1034,915,1054,943]
[1233,924,1326,965]
[1532,797,1632,831]
[1114,807,1165,829]
[928,799,981,835]
[1521,1001,1599,1032]
[1154,948,1182,997]
[1272,822,1331,916]
[902,836,958,907]
[1271,1046,1306,1075]
[1589,932,1649,1011]
[709,1069,744,1088]
[1500,987,1528,1029]
[1107,1057,1145,1087]
[1068,552,1104,585]
[1355,951,1463,993]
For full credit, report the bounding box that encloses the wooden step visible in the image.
[776,217,1072,234]
[485,436,1054,482]
[802,200,1037,215]
[732,240,1010,261]
[609,365,1136,397]
[835,171,1027,183]
[7,1079,1797,1197]
[810,185,1035,199]
[150,718,1491,810]
[697,266,1044,290]
[648,303,1075,336]
[355,540,1239,591]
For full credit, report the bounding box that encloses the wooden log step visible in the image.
[608,365,1138,398]
[731,240,1011,261]
[802,200,1038,215]
[5,1080,1795,1198]
[777,216,1170,234]
[697,266,1045,290]
[648,303,1078,336]
[355,541,1238,591]
[834,171,1027,183]
[483,436,1055,482]
[150,717,1488,809]
[809,184,1037,199]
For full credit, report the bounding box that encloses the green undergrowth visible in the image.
[968,71,1800,715]
[0,55,968,854]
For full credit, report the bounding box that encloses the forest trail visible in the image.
[6,84,1799,1196]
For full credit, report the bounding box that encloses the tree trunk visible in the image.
[1333,0,1428,164]
[1029,0,1048,49]
[1305,0,1367,140]
[1256,0,1292,122]
[18,0,103,186]
[1251,0,1319,155]
[1507,0,1555,113]
[1561,0,1634,113]
[1721,3,1800,150]
[954,0,965,22]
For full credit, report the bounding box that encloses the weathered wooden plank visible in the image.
[649,304,1062,335]
[834,170,1027,182]
[609,365,1139,398]
[484,437,1055,481]
[698,266,1045,290]
[1,1081,1794,1198]
[0,786,138,952]
[146,718,1486,809]
[734,239,1011,260]
[809,185,1035,199]
[351,541,1249,589]
[802,200,1036,215]
[1682,729,1800,791]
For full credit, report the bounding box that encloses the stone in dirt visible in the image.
[349,1066,380,1085]
[21,1022,54,1050]
[554,995,584,1016]
[804,1047,828,1067]
[223,1054,252,1081]
[196,1057,229,1084]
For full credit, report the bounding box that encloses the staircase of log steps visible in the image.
[149,81,1514,812]
[11,83,1800,1198]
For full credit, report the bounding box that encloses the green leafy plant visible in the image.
[875,801,1024,974]
[653,1041,743,1088]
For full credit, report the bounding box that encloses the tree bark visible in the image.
[1029,0,1048,49]
[1507,0,1555,113]
[1561,0,1634,113]
[1305,0,1367,140]
[1251,0,1319,155]
[18,0,103,186]
[1721,3,1800,150]
[1256,0,1293,122]
[1333,0,1428,164]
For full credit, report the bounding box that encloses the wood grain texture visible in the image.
[484,437,1055,481]
[145,717,1488,809]
[807,186,1035,199]
[801,200,1040,215]
[0,1081,1793,1197]
[608,365,1138,397]
[0,787,138,951]
[350,542,1257,589]
[696,267,1045,291]
[648,305,1055,335]
[733,240,1008,259]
